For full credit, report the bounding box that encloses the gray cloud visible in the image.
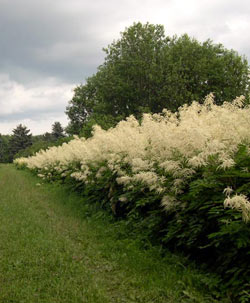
[0,0,107,83]
[1,0,250,84]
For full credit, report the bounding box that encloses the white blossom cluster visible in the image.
[15,94,250,221]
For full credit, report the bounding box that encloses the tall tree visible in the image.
[51,122,65,140]
[66,22,250,135]
[9,124,32,161]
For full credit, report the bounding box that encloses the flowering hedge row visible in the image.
[15,94,250,301]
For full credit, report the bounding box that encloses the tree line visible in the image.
[0,122,66,163]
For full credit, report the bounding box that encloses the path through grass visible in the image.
[0,164,225,303]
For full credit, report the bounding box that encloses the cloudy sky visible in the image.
[1,0,249,135]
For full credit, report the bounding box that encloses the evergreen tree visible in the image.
[51,122,65,140]
[9,124,32,161]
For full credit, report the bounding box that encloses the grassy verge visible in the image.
[0,164,227,302]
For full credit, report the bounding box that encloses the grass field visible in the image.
[0,164,227,303]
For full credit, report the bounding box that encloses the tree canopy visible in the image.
[65,22,249,134]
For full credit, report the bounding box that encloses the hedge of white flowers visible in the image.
[15,94,250,222]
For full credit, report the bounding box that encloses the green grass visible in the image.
[0,164,228,303]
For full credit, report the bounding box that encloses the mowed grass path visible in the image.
[0,164,221,303]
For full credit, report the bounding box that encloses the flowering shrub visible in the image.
[15,94,250,301]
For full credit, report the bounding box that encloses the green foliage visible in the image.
[65,84,97,135]
[158,146,250,302]
[0,134,11,163]
[15,136,73,159]
[14,140,50,159]
[51,121,65,140]
[9,124,32,161]
[66,22,250,134]
[42,132,54,142]
[79,113,121,138]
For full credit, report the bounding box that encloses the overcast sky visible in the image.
[0,0,250,135]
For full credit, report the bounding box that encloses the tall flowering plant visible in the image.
[15,94,250,301]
